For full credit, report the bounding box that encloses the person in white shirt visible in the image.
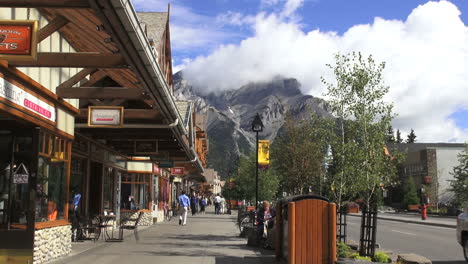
[220,196,226,214]
[214,194,221,215]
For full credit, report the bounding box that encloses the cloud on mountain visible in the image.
[181,0,468,143]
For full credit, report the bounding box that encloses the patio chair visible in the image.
[119,212,144,242]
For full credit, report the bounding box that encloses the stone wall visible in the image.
[33,225,72,264]
[426,148,438,204]
[153,210,165,223]
[120,211,153,226]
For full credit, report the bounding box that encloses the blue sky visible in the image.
[133,0,468,142]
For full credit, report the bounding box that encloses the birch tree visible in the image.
[322,52,398,209]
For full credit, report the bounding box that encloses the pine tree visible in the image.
[402,176,419,209]
[406,129,417,143]
[386,125,395,143]
[396,129,403,143]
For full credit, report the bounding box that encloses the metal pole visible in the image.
[255,131,259,210]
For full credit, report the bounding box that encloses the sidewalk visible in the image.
[349,211,457,228]
[52,208,277,264]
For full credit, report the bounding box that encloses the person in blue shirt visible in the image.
[178,190,190,226]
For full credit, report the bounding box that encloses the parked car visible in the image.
[457,205,468,262]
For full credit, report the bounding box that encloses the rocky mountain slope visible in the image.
[173,72,332,178]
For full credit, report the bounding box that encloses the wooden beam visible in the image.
[78,109,162,119]
[0,0,89,8]
[57,68,96,90]
[38,15,69,43]
[9,53,127,68]
[57,87,144,99]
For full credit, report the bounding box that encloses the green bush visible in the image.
[402,177,419,209]
[337,242,351,258]
[349,253,372,261]
[373,252,391,263]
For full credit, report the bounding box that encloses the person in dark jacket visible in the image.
[257,201,276,239]
[190,191,198,216]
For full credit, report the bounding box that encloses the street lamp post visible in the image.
[251,113,264,210]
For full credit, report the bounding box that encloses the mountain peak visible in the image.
[173,73,331,178]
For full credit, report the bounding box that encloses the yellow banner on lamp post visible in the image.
[258,140,270,167]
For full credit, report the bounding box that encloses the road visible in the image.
[347,216,465,264]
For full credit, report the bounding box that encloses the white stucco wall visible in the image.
[0,8,83,136]
[435,147,465,203]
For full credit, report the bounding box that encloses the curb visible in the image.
[348,214,456,228]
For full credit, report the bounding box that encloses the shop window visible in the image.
[121,173,149,210]
[70,158,86,215]
[0,133,34,229]
[36,131,70,222]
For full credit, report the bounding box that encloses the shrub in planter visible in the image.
[349,253,372,261]
[337,242,351,258]
[373,252,391,263]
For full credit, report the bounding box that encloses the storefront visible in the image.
[119,162,154,226]
[70,134,126,221]
[0,14,79,263]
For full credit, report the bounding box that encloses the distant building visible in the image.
[388,143,466,205]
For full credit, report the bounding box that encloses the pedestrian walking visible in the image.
[214,193,221,214]
[257,201,276,248]
[220,196,226,214]
[199,196,207,214]
[178,190,190,226]
[190,191,198,216]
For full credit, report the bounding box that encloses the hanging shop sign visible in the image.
[0,76,56,122]
[153,163,161,174]
[0,20,38,61]
[134,140,158,154]
[88,106,124,127]
[13,163,29,184]
[171,167,184,175]
[150,151,169,162]
[258,140,270,169]
[158,160,174,168]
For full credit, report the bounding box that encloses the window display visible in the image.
[35,131,70,222]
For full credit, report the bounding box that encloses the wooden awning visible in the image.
[2,0,203,173]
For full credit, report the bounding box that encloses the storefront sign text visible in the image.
[171,167,184,175]
[88,106,124,127]
[0,77,56,122]
[0,20,38,61]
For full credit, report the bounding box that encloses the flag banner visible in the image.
[258,140,270,166]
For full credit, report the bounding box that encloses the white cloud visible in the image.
[216,11,256,26]
[132,0,239,50]
[281,0,304,17]
[182,1,468,143]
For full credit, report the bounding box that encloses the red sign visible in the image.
[171,167,184,175]
[0,25,33,54]
[153,164,161,174]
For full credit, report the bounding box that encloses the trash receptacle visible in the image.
[275,194,336,264]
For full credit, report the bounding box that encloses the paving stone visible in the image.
[397,253,432,264]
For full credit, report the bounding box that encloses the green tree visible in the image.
[396,129,403,143]
[402,176,419,209]
[271,114,327,196]
[230,153,279,203]
[449,144,468,207]
[322,52,398,209]
[406,129,417,143]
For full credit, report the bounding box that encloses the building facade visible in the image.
[0,1,207,263]
[390,143,466,206]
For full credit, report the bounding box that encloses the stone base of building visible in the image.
[153,210,165,223]
[33,224,71,264]
[121,211,153,226]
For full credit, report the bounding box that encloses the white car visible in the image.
[457,206,468,262]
